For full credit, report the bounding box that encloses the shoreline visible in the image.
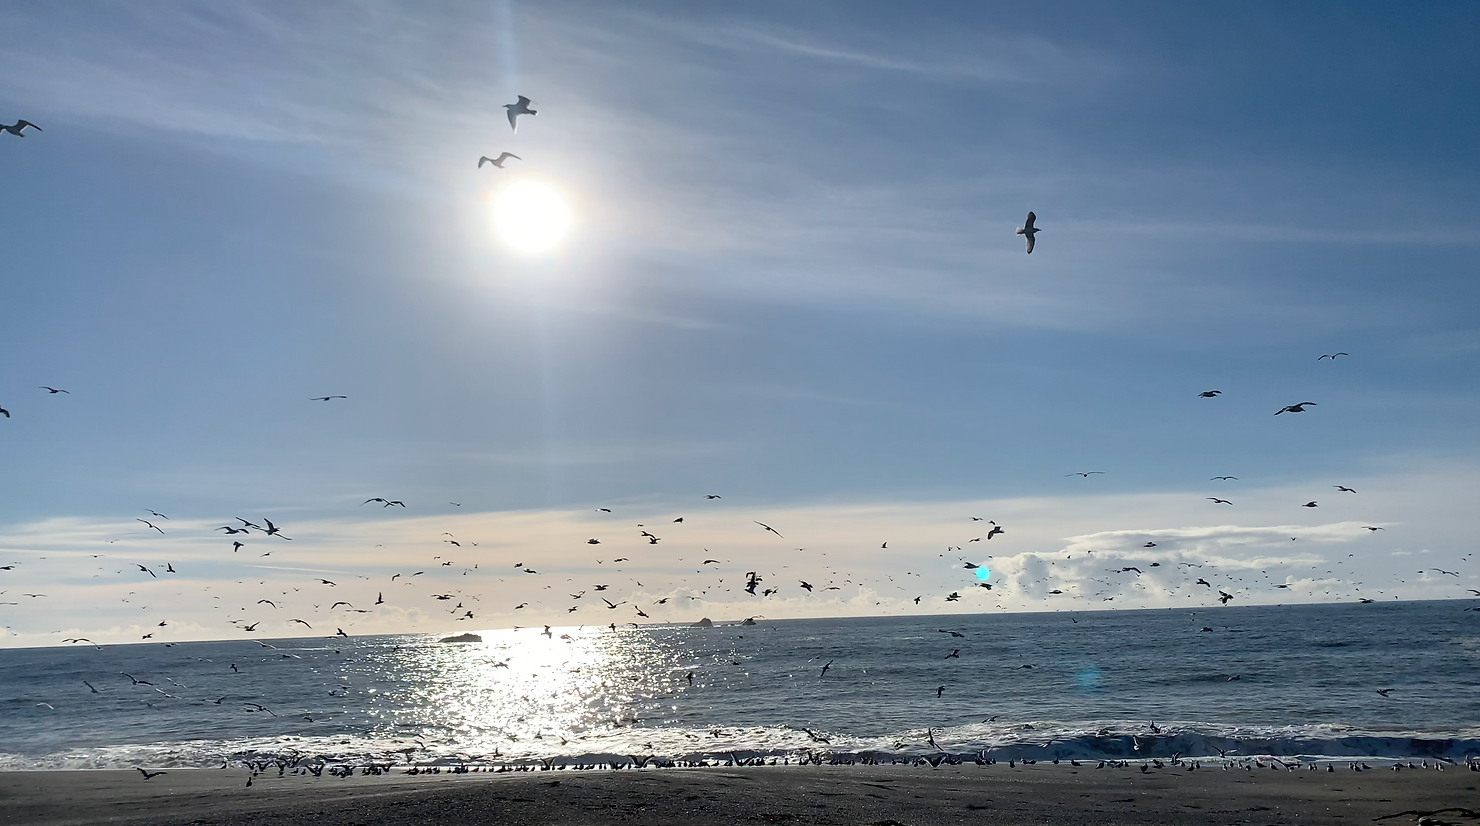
[1,762,1475,826]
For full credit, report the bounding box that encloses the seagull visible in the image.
[135,768,167,780]
[135,564,156,578]
[754,521,783,538]
[0,407,8,418]
[1302,501,1318,508]
[1334,486,1356,493]
[1217,591,1233,604]
[1317,353,1349,360]
[1207,498,1233,505]
[1195,578,1211,587]
[1197,390,1222,398]
[1211,476,1238,480]
[38,386,69,394]
[1016,211,1040,254]
[1066,472,1105,477]
[1275,402,1317,415]
[311,396,347,401]
[1375,688,1394,697]
[1,120,41,136]
[986,525,1004,539]
[706,495,722,499]
[1361,526,1384,531]
[504,95,537,131]
[136,519,164,534]
[479,152,521,168]
[819,659,833,677]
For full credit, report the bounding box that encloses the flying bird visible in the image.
[504,95,537,131]
[705,495,722,499]
[136,519,164,534]
[754,521,783,538]
[1275,402,1317,415]
[135,564,156,578]
[1197,390,1222,398]
[135,768,167,780]
[1317,353,1349,360]
[1361,526,1384,531]
[1334,486,1356,493]
[1207,498,1233,505]
[1302,501,1318,508]
[1,120,41,136]
[1211,476,1238,480]
[0,407,8,418]
[38,386,69,394]
[311,396,347,401]
[986,525,1004,539]
[479,152,521,168]
[1066,472,1105,477]
[1016,211,1040,254]
[1218,591,1233,604]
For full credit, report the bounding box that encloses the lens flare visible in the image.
[974,567,991,581]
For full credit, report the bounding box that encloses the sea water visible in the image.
[2,600,1477,769]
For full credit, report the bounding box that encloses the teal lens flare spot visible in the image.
[974,567,991,581]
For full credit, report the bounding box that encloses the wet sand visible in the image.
[1,764,1474,826]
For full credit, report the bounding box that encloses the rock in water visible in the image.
[439,633,482,643]
[692,618,713,628]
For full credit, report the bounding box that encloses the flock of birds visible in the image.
[2,99,1476,645]
[3,97,1477,785]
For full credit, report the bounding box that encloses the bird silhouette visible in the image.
[1016,211,1040,253]
[504,96,537,131]
[1275,402,1317,415]
[1,120,41,136]
[479,152,521,168]
[1197,390,1222,398]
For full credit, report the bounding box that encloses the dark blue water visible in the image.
[2,600,1477,769]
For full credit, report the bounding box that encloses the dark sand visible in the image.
[2,764,1476,826]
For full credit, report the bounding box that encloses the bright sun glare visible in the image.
[491,181,571,253]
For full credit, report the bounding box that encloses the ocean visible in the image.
[2,600,1477,770]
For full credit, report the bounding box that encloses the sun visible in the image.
[491,181,571,253]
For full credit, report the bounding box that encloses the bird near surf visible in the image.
[1016,211,1040,253]
[479,152,521,168]
[504,95,536,131]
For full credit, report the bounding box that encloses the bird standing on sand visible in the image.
[1016,211,1040,254]
[479,152,521,168]
[505,96,536,131]
[2,120,41,136]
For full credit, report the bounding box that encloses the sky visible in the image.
[1,1,1477,647]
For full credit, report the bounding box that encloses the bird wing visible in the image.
[1025,234,1035,254]
[517,95,532,106]
[478,156,492,167]
[1024,212,1036,229]
[507,109,519,131]
[499,152,521,162]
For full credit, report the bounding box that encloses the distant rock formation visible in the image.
[439,632,483,643]
[692,618,713,628]
[740,617,757,626]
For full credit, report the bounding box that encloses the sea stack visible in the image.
[692,618,713,628]
[439,632,483,643]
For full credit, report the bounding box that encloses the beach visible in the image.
[2,763,1473,826]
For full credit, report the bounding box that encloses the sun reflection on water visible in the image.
[361,628,684,758]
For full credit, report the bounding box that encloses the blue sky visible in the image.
[1,1,1477,645]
